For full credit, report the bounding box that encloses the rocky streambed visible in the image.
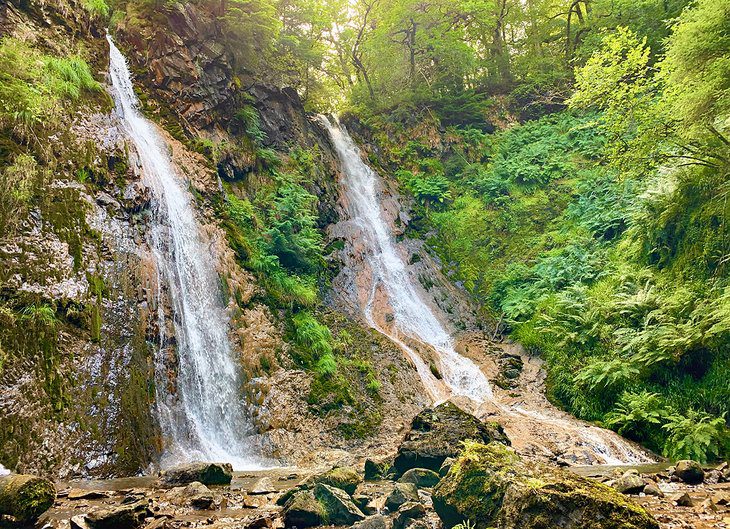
[3,403,728,529]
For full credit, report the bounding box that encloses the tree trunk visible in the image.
[0,474,56,524]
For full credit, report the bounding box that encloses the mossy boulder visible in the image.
[0,474,56,524]
[398,468,440,488]
[432,442,659,529]
[365,458,393,481]
[394,402,509,476]
[385,482,420,512]
[306,466,362,495]
[313,483,365,525]
[283,490,326,528]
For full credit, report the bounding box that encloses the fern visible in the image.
[662,409,728,463]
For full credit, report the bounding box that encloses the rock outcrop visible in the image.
[394,402,509,475]
[432,442,659,529]
[155,462,233,487]
[0,473,56,524]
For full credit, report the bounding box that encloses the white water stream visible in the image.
[108,36,264,469]
[321,116,653,465]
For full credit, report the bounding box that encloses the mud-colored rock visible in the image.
[643,483,664,497]
[398,468,440,488]
[432,442,658,529]
[283,490,326,528]
[614,472,646,494]
[308,466,362,495]
[670,492,693,507]
[184,482,214,509]
[393,502,426,529]
[674,460,704,484]
[156,462,233,487]
[352,514,388,529]
[313,483,365,525]
[250,476,277,494]
[385,483,419,512]
[394,402,509,475]
[0,474,56,524]
[85,500,148,529]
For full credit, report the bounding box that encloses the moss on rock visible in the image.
[432,442,659,529]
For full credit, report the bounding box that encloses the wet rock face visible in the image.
[393,402,509,476]
[432,442,659,529]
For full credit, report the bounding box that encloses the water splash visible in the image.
[107,35,266,470]
[320,116,492,403]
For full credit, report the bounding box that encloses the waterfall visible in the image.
[321,116,654,465]
[107,36,264,469]
[320,116,492,403]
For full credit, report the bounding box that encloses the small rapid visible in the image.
[320,116,492,403]
[107,36,265,469]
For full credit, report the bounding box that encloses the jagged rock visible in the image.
[155,462,232,487]
[352,514,389,529]
[85,500,148,529]
[670,492,693,507]
[385,483,420,512]
[394,402,509,475]
[353,494,375,515]
[439,458,455,477]
[283,490,326,529]
[365,458,392,481]
[307,466,362,495]
[614,472,646,494]
[398,468,440,488]
[432,442,658,529]
[313,483,365,525]
[71,515,92,529]
[674,460,704,484]
[250,476,276,494]
[643,483,664,497]
[393,502,426,529]
[68,489,111,500]
[0,474,56,524]
[712,491,729,505]
[184,482,214,509]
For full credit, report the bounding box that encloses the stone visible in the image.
[385,483,419,512]
[673,460,704,484]
[85,500,149,529]
[71,515,92,529]
[184,482,214,509]
[250,477,276,494]
[283,490,326,529]
[613,472,646,494]
[313,483,365,525]
[712,491,730,506]
[365,458,392,481]
[393,502,426,529]
[67,489,111,500]
[643,483,664,497]
[0,473,56,524]
[432,442,658,529]
[398,468,440,489]
[156,462,233,487]
[352,514,388,529]
[439,458,455,477]
[670,492,693,507]
[393,402,509,476]
[307,466,362,495]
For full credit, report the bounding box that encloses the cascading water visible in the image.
[322,116,653,465]
[107,36,264,469]
[320,116,492,403]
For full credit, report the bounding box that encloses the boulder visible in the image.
[365,458,392,481]
[393,502,426,529]
[398,468,440,489]
[432,442,659,529]
[307,466,362,495]
[674,460,704,484]
[394,402,509,475]
[385,483,419,512]
[643,483,664,497]
[0,473,56,524]
[156,462,232,487]
[670,492,693,507]
[613,472,646,494]
[313,483,365,525]
[85,500,148,529]
[283,490,326,529]
[184,482,214,509]
[352,514,389,529]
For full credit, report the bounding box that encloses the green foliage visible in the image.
[291,311,334,369]
[662,410,728,463]
[406,173,451,207]
[81,0,110,18]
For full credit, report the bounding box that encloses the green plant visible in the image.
[662,409,728,463]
